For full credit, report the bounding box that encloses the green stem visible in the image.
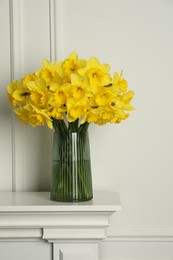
[68,119,79,132]
[79,122,89,133]
[53,118,68,134]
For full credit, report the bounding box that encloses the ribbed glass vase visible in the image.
[50,130,93,202]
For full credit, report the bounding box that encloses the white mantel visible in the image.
[0,191,121,260]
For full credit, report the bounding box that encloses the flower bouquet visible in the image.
[7,52,135,202]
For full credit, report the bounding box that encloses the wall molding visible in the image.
[9,0,24,192]
[0,228,173,243]
[49,0,64,62]
[0,228,42,242]
[105,228,173,242]
[49,0,56,62]
[9,0,23,80]
[54,0,64,60]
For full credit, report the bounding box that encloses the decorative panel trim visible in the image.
[49,0,64,61]
[49,0,56,62]
[105,228,173,242]
[43,227,106,243]
[9,0,23,80]
[54,0,64,60]
[0,228,173,243]
[9,0,23,192]
[0,228,42,241]
[53,243,98,260]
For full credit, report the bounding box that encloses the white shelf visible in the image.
[0,191,121,212]
[0,191,121,260]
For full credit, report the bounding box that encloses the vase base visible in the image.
[50,195,93,203]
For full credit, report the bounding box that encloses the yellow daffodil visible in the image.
[113,71,128,92]
[79,57,112,87]
[120,91,135,111]
[95,87,115,107]
[81,107,101,124]
[100,108,115,122]
[67,97,88,122]
[22,73,38,87]
[14,107,30,125]
[53,89,67,106]
[48,107,64,120]
[49,83,70,108]
[70,74,91,100]
[7,80,28,106]
[62,52,86,78]
[29,105,52,129]
[29,113,45,127]
[36,59,63,85]
[27,78,49,108]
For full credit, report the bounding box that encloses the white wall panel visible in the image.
[11,0,52,191]
[0,0,12,190]
[0,241,52,260]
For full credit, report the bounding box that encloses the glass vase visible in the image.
[50,131,93,202]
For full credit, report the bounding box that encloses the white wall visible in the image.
[0,0,173,259]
